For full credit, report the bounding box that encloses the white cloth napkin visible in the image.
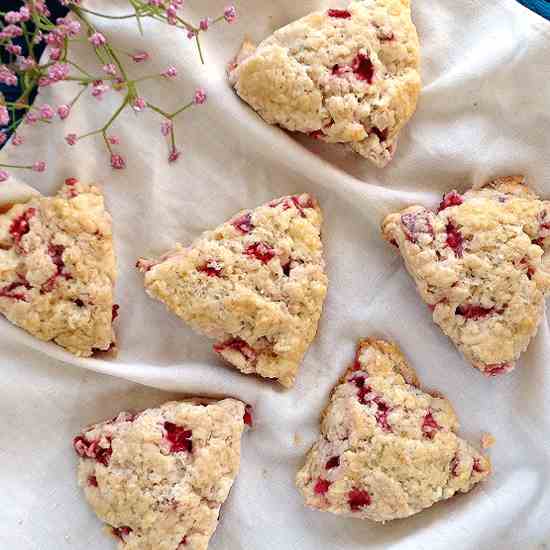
[1,0,550,548]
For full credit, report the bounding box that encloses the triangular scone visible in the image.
[74,399,247,550]
[296,339,491,522]
[228,0,421,167]
[0,178,117,356]
[137,194,327,387]
[382,176,550,376]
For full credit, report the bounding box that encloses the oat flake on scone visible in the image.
[137,193,327,388]
[382,176,550,376]
[0,178,117,356]
[296,339,491,522]
[229,0,421,167]
[74,399,248,550]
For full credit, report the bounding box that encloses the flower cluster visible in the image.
[0,1,238,181]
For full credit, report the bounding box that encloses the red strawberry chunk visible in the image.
[245,242,276,263]
[9,208,36,247]
[328,8,351,18]
[243,405,253,427]
[0,277,31,301]
[401,211,433,243]
[348,488,371,511]
[214,338,258,363]
[325,456,340,470]
[455,304,495,320]
[112,304,120,321]
[164,422,193,453]
[65,177,78,186]
[88,475,98,487]
[484,363,512,376]
[41,244,72,293]
[73,435,113,466]
[197,260,223,277]
[231,212,254,234]
[370,127,388,142]
[314,478,331,495]
[445,221,463,257]
[438,191,464,212]
[450,455,460,477]
[351,375,366,388]
[351,53,374,83]
[472,458,484,473]
[112,526,132,541]
[309,129,325,139]
[421,410,440,439]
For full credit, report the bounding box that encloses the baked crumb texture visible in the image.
[228,0,421,167]
[74,399,247,550]
[296,339,491,522]
[0,178,117,356]
[382,176,550,376]
[137,194,327,388]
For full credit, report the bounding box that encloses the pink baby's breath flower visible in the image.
[148,0,163,5]
[168,148,180,163]
[194,88,207,105]
[161,120,172,136]
[25,112,38,125]
[39,104,55,121]
[4,11,22,24]
[45,30,64,46]
[0,170,9,182]
[91,82,110,100]
[110,153,126,170]
[162,65,177,78]
[166,4,177,18]
[6,44,22,56]
[131,51,149,63]
[89,32,107,47]
[102,63,117,75]
[0,106,9,126]
[199,18,210,31]
[34,1,50,16]
[3,24,23,38]
[0,65,18,86]
[49,47,61,61]
[12,133,24,146]
[224,6,237,23]
[108,135,120,145]
[19,57,36,70]
[48,62,69,82]
[38,76,52,87]
[19,6,31,21]
[187,30,196,39]
[57,104,70,119]
[56,17,81,37]
[33,161,47,173]
[132,96,147,111]
[65,133,78,145]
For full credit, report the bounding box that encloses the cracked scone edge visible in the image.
[74,398,246,550]
[0,178,117,356]
[137,193,327,388]
[229,0,421,167]
[381,175,550,375]
[296,339,491,522]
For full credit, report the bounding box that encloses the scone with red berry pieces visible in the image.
[74,398,248,550]
[296,339,491,522]
[228,0,421,167]
[0,177,117,356]
[137,194,327,388]
[382,176,550,376]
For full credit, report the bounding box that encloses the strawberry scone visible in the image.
[74,399,248,550]
[228,0,421,167]
[382,176,550,376]
[137,194,327,388]
[296,339,491,522]
[0,178,117,356]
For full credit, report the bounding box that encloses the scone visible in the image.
[296,339,491,522]
[228,0,421,167]
[74,399,248,550]
[381,176,550,375]
[0,177,117,356]
[137,194,327,388]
